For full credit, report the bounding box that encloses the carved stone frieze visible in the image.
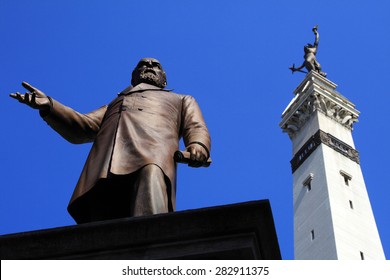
[281,94,317,138]
[314,93,359,128]
[291,130,360,173]
[281,91,359,139]
[280,71,360,139]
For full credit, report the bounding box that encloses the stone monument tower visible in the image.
[280,71,385,259]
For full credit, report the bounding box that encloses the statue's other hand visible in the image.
[10,82,50,110]
[185,143,208,168]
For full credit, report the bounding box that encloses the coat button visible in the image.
[138,108,143,111]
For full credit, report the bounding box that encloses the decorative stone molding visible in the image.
[280,71,360,139]
[290,130,360,173]
[314,93,359,128]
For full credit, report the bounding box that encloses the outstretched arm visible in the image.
[313,25,319,48]
[289,62,306,74]
[41,99,107,144]
[10,82,107,144]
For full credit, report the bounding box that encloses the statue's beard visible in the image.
[139,71,165,88]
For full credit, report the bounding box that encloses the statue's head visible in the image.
[304,43,313,53]
[131,58,167,88]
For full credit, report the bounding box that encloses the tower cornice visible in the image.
[280,71,360,139]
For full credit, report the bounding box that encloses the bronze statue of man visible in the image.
[290,25,327,77]
[10,58,211,224]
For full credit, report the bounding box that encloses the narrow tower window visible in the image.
[311,230,315,241]
[360,251,364,260]
[303,173,314,192]
[349,200,354,209]
[340,170,352,186]
[307,182,312,191]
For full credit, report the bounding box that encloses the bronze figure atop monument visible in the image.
[10,58,211,224]
[289,25,327,77]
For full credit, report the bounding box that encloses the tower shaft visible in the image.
[280,71,385,259]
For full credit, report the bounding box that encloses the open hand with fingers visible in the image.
[10,82,50,110]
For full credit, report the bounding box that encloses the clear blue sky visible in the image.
[1,1,389,260]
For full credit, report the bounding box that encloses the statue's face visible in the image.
[131,58,167,88]
[304,44,313,53]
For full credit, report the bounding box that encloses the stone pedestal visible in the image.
[0,200,281,260]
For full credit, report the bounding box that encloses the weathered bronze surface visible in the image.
[10,58,211,224]
[289,25,327,77]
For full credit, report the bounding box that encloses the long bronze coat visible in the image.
[41,83,211,221]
